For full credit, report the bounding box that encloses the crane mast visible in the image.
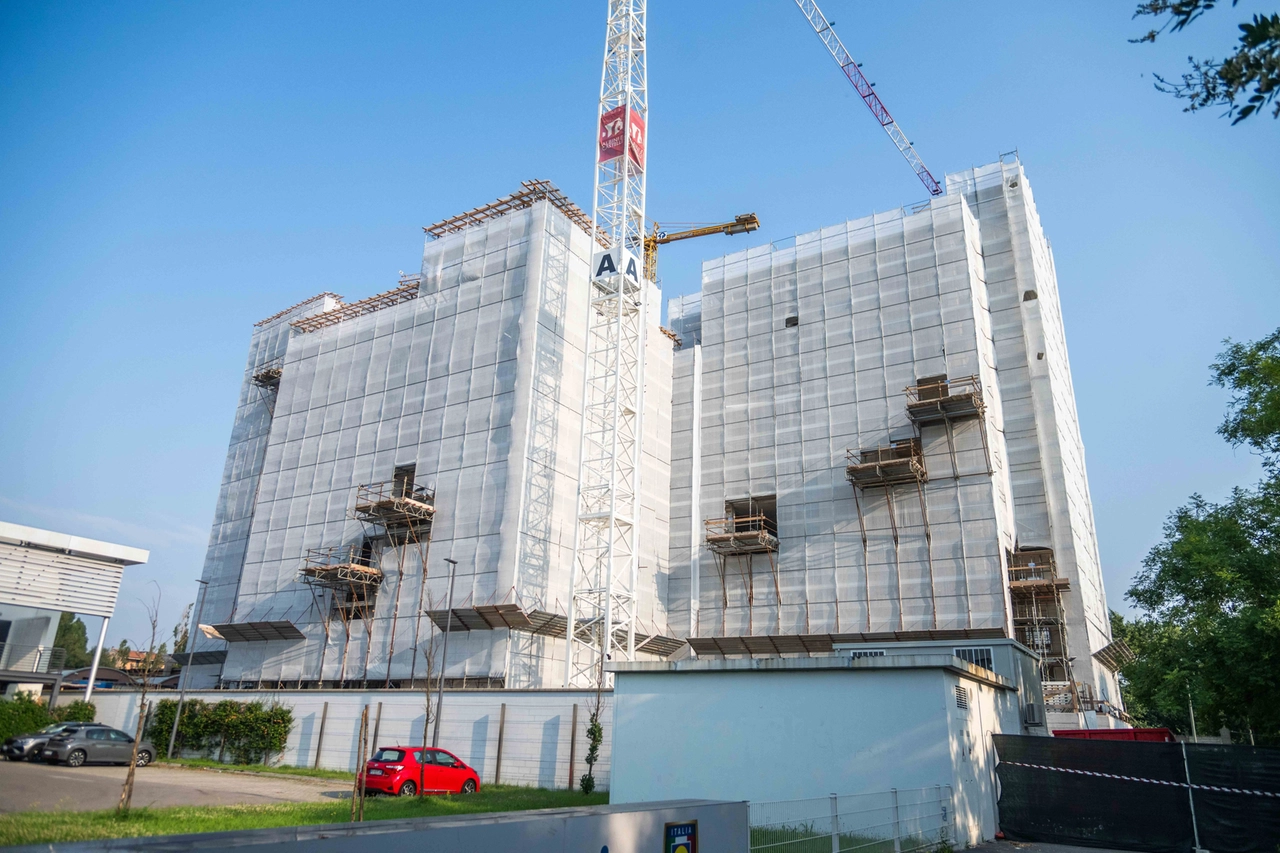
[793,0,942,196]
[566,0,650,687]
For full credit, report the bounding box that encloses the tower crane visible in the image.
[566,0,650,688]
[643,213,761,282]
[792,0,942,196]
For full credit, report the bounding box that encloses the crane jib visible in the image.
[795,0,942,196]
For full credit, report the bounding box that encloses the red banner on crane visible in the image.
[598,105,645,170]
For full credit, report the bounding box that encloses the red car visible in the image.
[359,746,481,796]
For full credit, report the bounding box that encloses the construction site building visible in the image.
[187,185,675,691]
[666,156,1125,726]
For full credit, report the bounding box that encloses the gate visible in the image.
[993,734,1280,853]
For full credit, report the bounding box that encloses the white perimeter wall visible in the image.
[85,688,612,791]
[610,666,1017,846]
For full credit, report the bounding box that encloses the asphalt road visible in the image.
[0,759,347,813]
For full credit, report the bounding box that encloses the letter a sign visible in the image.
[592,248,641,284]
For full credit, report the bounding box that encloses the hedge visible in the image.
[0,694,96,741]
[147,699,293,765]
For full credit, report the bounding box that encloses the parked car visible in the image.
[41,725,155,767]
[3,722,110,761]
[358,746,480,796]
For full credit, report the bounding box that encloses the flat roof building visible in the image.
[0,520,149,701]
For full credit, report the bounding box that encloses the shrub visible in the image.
[51,700,97,723]
[0,694,54,741]
[0,694,96,740]
[148,698,292,765]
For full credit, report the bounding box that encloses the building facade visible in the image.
[188,187,674,691]
[666,157,1123,723]
[190,159,1123,727]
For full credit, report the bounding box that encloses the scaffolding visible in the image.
[846,438,934,630]
[705,507,781,634]
[904,374,991,476]
[289,275,422,335]
[250,356,284,390]
[1008,548,1079,707]
[299,544,384,685]
[423,179,607,248]
[347,471,436,689]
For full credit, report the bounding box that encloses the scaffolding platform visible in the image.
[299,546,384,589]
[424,603,684,659]
[846,439,927,487]
[250,356,284,390]
[904,374,985,424]
[353,480,436,529]
[1007,549,1074,685]
[705,515,779,555]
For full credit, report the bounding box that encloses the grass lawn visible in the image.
[154,757,355,782]
[0,785,609,847]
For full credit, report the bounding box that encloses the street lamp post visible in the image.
[167,580,209,759]
[432,558,458,748]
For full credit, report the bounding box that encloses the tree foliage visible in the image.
[1117,327,1280,744]
[1211,328,1280,463]
[0,694,95,741]
[148,699,293,765]
[1134,1,1280,122]
[54,613,92,670]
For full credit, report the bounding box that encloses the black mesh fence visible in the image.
[993,734,1280,853]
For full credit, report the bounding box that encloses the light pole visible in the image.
[167,580,208,759]
[432,558,458,747]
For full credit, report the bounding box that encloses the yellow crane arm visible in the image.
[643,213,760,282]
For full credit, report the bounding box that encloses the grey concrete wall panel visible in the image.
[9,800,748,853]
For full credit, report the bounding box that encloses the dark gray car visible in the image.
[3,721,109,761]
[41,725,155,767]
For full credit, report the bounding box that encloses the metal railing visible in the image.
[0,643,66,675]
[750,786,953,853]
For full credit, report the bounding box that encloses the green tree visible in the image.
[54,613,92,670]
[1134,1,1280,122]
[1118,327,1280,744]
[1211,327,1280,464]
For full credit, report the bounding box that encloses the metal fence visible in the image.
[749,786,953,853]
[0,643,66,674]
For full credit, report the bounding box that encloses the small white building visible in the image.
[608,638,1044,847]
[0,521,149,701]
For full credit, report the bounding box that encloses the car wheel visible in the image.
[136,750,152,767]
[461,779,477,794]
[66,750,86,768]
[398,780,416,797]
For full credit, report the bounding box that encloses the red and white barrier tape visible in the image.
[998,760,1279,799]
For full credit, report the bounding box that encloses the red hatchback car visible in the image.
[359,746,481,797]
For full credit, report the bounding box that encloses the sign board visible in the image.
[599,104,646,170]
[592,247,642,284]
[664,820,697,853]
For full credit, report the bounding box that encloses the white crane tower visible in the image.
[566,0,650,687]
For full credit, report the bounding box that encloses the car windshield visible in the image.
[38,724,66,734]
[370,748,405,763]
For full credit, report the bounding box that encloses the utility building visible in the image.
[189,183,675,691]
[666,156,1126,727]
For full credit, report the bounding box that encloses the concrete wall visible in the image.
[609,659,1019,847]
[87,687,614,790]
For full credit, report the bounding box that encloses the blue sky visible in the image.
[2,1,1277,647]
